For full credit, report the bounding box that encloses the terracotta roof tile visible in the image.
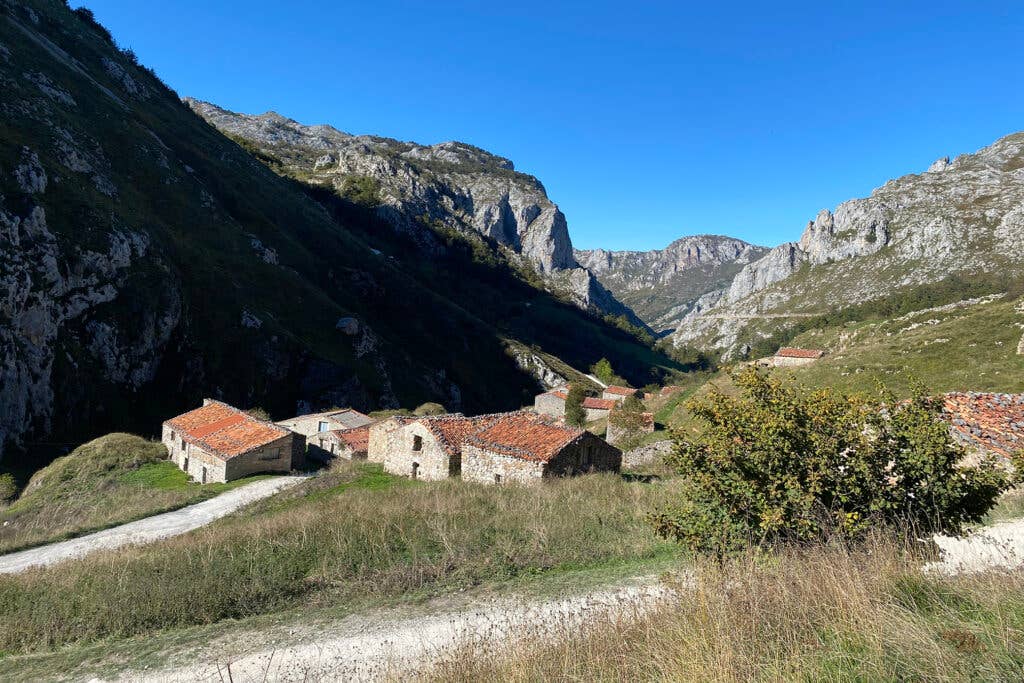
[940,392,1024,458]
[775,347,825,359]
[326,425,371,453]
[164,401,289,460]
[417,413,506,457]
[604,385,637,396]
[466,412,585,462]
[583,397,617,410]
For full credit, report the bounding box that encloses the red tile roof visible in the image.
[775,347,824,359]
[604,385,637,396]
[940,392,1024,458]
[327,425,371,453]
[660,385,683,397]
[465,412,586,462]
[164,400,289,460]
[417,414,506,456]
[583,397,617,411]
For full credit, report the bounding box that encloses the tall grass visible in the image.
[421,535,1024,681]
[0,467,675,654]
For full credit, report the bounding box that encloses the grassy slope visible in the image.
[1,1,679,461]
[0,434,267,553]
[0,461,679,660]
[421,538,1024,682]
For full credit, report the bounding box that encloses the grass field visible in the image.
[0,461,679,657]
[422,536,1024,682]
[0,434,270,554]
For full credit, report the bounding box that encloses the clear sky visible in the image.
[78,1,1024,251]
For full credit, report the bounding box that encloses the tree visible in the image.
[590,358,616,385]
[565,384,587,427]
[608,395,648,450]
[651,367,1020,556]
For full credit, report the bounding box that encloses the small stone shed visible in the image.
[462,412,622,486]
[381,414,495,481]
[582,396,617,421]
[772,347,825,367]
[534,387,568,418]
[602,385,642,402]
[308,424,371,462]
[276,408,373,438]
[162,399,296,483]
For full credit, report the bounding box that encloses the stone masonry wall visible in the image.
[772,356,818,368]
[163,424,227,483]
[534,393,566,417]
[382,422,453,481]
[368,418,406,463]
[225,434,294,480]
[547,434,621,477]
[462,444,546,485]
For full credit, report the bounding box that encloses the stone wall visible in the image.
[621,439,674,469]
[308,433,355,461]
[462,444,546,485]
[163,424,227,483]
[368,418,406,463]
[225,434,294,480]
[382,422,454,481]
[584,406,610,422]
[276,414,338,438]
[772,355,818,367]
[606,411,655,447]
[534,392,566,417]
[547,434,621,477]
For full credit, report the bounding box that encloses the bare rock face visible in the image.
[673,132,1024,356]
[576,235,768,331]
[187,100,577,275]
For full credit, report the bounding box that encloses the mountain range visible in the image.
[2,0,1023,465]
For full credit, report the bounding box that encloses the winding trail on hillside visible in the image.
[0,476,304,574]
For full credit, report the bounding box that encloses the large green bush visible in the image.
[651,368,1020,556]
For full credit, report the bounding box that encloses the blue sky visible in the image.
[79,1,1024,251]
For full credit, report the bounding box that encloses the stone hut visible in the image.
[582,396,617,421]
[162,399,296,483]
[772,347,824,367]
[367,416,412,463]
[308,424,371,462]
[381,414,499,481]
[462,412,621,486]
[276,408,373,438]
[534,387,568,418]
[602,385,642,402]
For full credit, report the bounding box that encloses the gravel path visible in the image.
[926,517,1024,574]
[122,580,674,683]
[0,476,304,574]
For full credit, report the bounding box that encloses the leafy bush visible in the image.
[651,368,1020,556]
[0,474,16,504]
[414,402,447,416]
[590,358,616,384]
[565,384,587,427]
[607,395,648,450]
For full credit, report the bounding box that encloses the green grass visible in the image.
[0,434,272,554]
[0,463,679,658]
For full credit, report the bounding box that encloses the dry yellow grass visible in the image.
[420,535,1024,682]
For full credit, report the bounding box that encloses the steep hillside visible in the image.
[0,0,678,462]
[576,235,767,332]
[187,100,631,318]
[671,134,1024,356]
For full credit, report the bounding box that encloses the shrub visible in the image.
[607,395,648,450]
[0,474,16,504]
[414,402,447,416]
[651,367,1020,556]
[565,384,587,427]
[590,358,616,385]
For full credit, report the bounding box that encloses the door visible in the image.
[412,462,420,480]
[201,466,207,484]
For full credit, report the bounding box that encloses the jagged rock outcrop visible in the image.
[576,236,767,331]
[672,133,1024,356]
[187,100,578,274]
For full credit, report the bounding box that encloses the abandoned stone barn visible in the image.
[381,414,498,481]
[534,388,618,422]
[162,400,297,483]
[601,385,642,402]
[940,392,1024,461]
[275,408,373,438]
[462,412,622,485]
[308,424,372,462]
[772,347,825,367]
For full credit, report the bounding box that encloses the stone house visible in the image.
[534,387,568,418]
[772,347,824,367]
[276,408,373,438]
[582,396,617,421]
[602,385,642,402]
[381,414,496,481]
[162,399,296,483]
[308,424,371,462]
[606,409,655,447]
[462,412,622,485]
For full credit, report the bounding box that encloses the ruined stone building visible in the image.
[162,400,297,483]
[535,385,637,422]
[308,424,371,462]
[462,412,621,485]
[380,414,497,481]
[601,385,642,402]
[940,392,1024,462]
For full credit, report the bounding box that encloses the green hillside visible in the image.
[0,1,679,464]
